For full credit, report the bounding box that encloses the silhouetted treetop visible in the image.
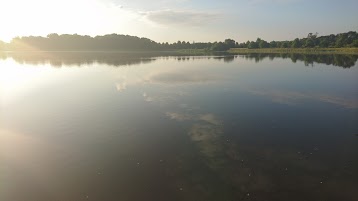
[0,31,357,51]
[237,31,358,49]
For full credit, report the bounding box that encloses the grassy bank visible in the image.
[228,48,358,55]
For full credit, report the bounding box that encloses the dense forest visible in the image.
[0,31,357,51]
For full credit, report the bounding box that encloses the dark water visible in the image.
[1,52,357,201]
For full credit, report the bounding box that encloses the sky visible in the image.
[0,0,357,43]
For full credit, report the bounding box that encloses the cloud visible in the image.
[143,9,220,26]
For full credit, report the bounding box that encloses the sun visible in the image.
[0,0,137,43]
[0,0,92,42]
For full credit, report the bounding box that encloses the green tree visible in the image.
[248,41,258,49]
[5,31,357,51]
[305,38,315,47]
[269,41,277,48]
[335,36,344,47]
[319,38,329,48]
[211,42,230,51]
[281,42,289,48]
[259,40,269,48]
[224,39,236,48]
[291,38,301,48]
[352,39,358,47]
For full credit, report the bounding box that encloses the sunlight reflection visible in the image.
[0,58,80,104]
[0,59,50,101]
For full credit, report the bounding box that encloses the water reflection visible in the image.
[1,51,357,201]
[238,53,358,68]
[147,71,221,85]
[247,88,358,108]
[0,51,357,68]
[0,51,157,67]
[164,97,358,200]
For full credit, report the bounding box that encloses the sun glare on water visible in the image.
[0,58,56,104]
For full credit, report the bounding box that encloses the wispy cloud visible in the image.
[143,9,220,26]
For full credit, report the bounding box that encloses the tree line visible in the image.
[0,31,357,51]
[238,31,358,49]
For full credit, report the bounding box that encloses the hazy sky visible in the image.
[1,0,357,43]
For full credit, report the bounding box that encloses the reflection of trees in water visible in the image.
[0,52,356,68]
[0,52,160,67]
[239,53,358,68]
[0,52,238,67]
[0,52,6,60]
[0,52,239,67]
[214,55,236,63]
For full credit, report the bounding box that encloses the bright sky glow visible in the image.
[0,0,357,43]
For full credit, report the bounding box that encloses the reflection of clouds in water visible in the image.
[189,124,220,142]
[112,61,223,97]
[142,92,176,103]
[115,82,127,92]
[249,89,358,108]
[166,111,224,158]
[314,94,358,108]
[188,124,223,157]
[142,90,189,103]
[250,90,305,105]
[142,92,152,102]
[147,71,220,85]
[165,110,283,194]
[165,112,222,125]
[114,74,129,92]
[166,112,192,121]
[198,113,222,126]
[143,95,157,102]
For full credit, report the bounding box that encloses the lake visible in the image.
[1,52,357,201]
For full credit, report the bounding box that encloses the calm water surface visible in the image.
[1,52,357,201]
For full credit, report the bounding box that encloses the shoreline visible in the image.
[1,48,358,55]
[228,48,358,55]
